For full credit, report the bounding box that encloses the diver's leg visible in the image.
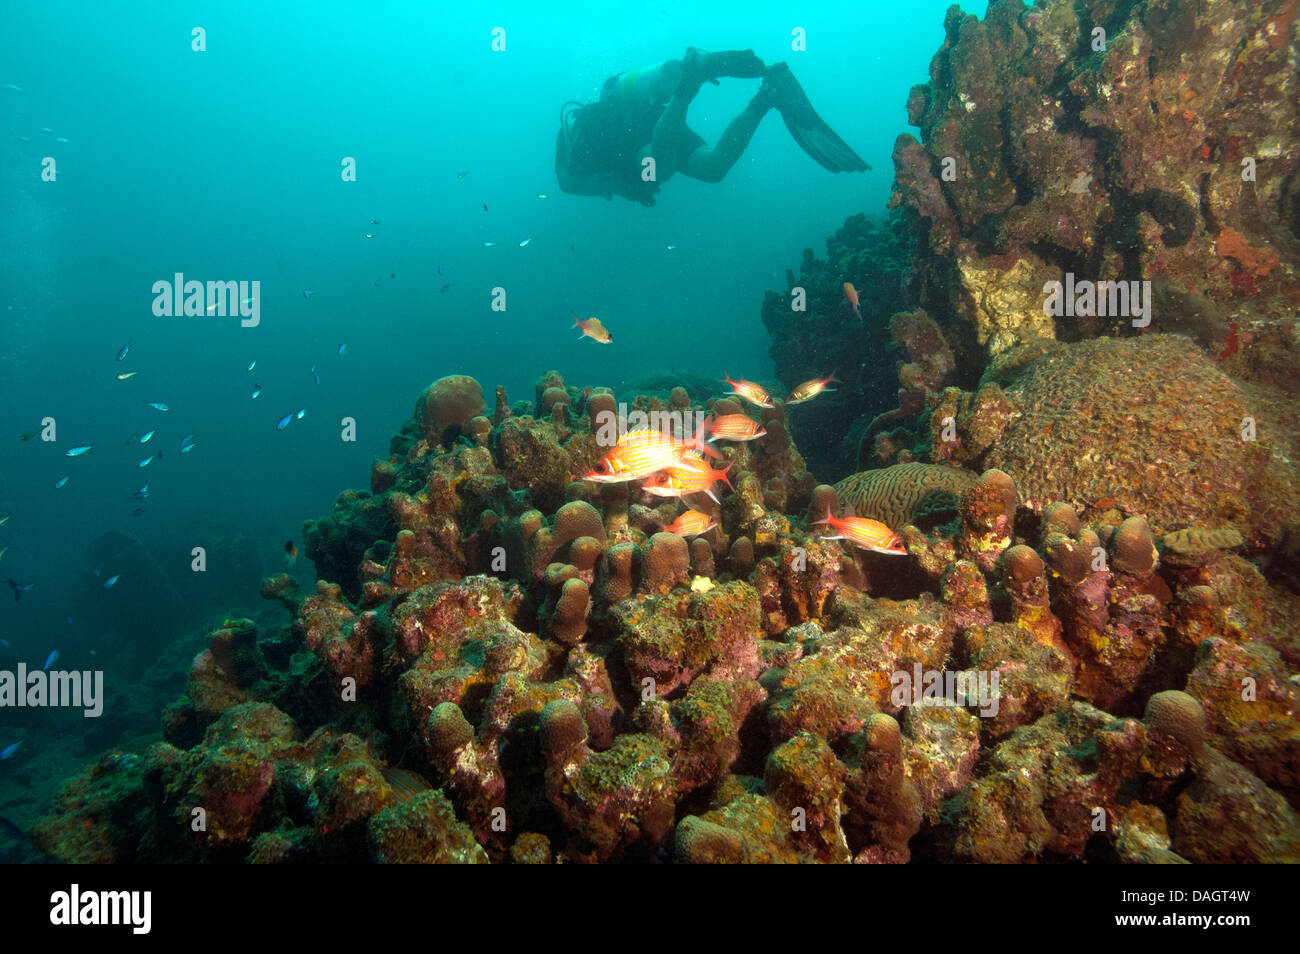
[649,50,768,184]
[648,75,696,183]
[679,93,772,183]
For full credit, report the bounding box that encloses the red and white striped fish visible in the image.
[786,374,839,405]
[665,509,717,537]
[812,507,907,555]
[646,460,734,503]
[706,413,766,442]
[722,372,774,409]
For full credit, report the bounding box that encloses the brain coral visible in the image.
[984,335,1298,546]
[418,375,486,443]
[832,462,978,530]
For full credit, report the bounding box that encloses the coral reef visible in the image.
[25,0,1300,867]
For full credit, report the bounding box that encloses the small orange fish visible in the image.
[786,374,839,405]
[664,509,718,537]
[284,540,299,566]
[843,282,861,319]
[707,413,766,441]
[813,508,906,555]
[722,371,774,408]
[573,313,613,344]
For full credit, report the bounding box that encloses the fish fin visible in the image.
[717,461,735,492]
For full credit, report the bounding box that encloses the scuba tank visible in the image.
[599,59,683,109]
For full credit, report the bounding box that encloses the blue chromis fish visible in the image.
[0,638,8,647]
[54,475,69,488]
[302,289,313,299]
[251,385,262,399]
[337,343,347,356]
[128,484,149,500]
[0,741,20,760]
[9,580,34,601]
[312,364,319,385]
[0,513,7,526]
[180,435,197,453]
[276,413,293,430]
[65,445,92,456]
[295,408,306,420]
[138,456,152,467]
[147,402,169,412]
[247,359,256,372]
[42,650,57,671]
[103,574,120,588]
[141,430,155,443]
[116,339,133,361]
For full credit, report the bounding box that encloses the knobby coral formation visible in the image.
[27,0,1300,865]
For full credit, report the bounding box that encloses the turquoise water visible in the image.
[0,1,979,762]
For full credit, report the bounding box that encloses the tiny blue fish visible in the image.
[103,574,120,588]
[147,402,169,412]
[65,445,92,456]
[302,289,312,299]
[337,343,347,356]
[138,456,152,467]
[251,385,262,399]
[0,639,9,648]
[141,430,155,443]
[247,359,256,371]
[42,650,57,670]
[116,339,133,361]
[9,580,34,601]
[276,413,293,430]
[180,435,197,453]
[128,484,149,500]
[312,364,319,385]
[0,741,20,760]
[295,408,306,420]
[54,475,69,488]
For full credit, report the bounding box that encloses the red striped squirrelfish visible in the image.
[664,509,718,537]
[647,461,734,503]
[722,371,774,408]
[584,434,686,482]
[843,282,861,319]
[707,413,766,441]
[813,507,907,555]
[786,374,839,405]
[573,313,613,344]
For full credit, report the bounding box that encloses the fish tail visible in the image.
[717,462,735,492]
[691,417,722,460]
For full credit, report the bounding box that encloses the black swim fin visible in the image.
[761,63,870,173]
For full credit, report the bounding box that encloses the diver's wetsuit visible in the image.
[557,76,705,206]
[556,49,867,206]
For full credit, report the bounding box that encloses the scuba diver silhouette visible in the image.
[556,48,869,206]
